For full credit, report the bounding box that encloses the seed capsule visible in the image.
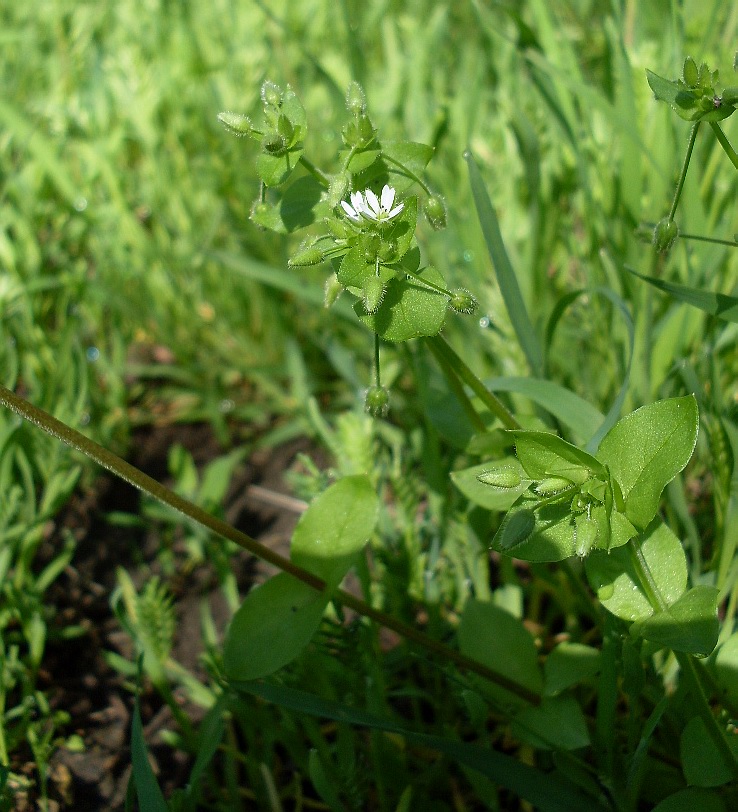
[534,477,573,497]
[478,467,522,490]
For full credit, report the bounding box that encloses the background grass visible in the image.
[2,0,738,808]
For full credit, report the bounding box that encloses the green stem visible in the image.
[373,333,381,389]
[425,337,487,434]
[674,651,738,780]
[426,336,521,430]
[298,155,331,187]
[626,538,738,779]
[382,154,431,194]
[627,539,667,612]
[679,231,738,248]
[710,122,738,172]
[668,122,700,222]
[404,267,451,297]
[0,384,539,705]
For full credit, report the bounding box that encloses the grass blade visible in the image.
[626,266,738,322]
[465,150,544,376]
[232,680,609,812]
[130,697,169,812]
[487,376,604,443]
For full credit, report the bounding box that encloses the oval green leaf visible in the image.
[223,573,329,681]
[637,585,719,656]
[597,396,699,529]
[585,520,687,622]
[291,475,379,588]
[451,459,530,511]
[458,598,543,709]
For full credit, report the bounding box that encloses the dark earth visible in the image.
[18,423,311,810]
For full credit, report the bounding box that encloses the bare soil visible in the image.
[22,423,313,810]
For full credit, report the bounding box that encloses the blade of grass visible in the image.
[209,250,357,321]
[626,266,738,323]
[465,150,544,376]
[129,697,168,812]
[233,680,609,812]
[486,377,604,442]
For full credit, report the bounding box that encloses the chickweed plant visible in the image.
[3,3,738,810]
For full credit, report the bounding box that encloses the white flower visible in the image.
[340,184,404,223]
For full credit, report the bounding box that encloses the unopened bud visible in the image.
[346,81,367,114]
[652,218,679,253]
[448,288,478,315]
[324,273,343,307]
[289,241,324,267]
[362,276,386,314]
[328,173,350,208]
[534,477,573,497]
[217,111,253,137]
[261,80,283,108]
[478,467,522,490]
[365,385,390,418]
[424,195,447,230]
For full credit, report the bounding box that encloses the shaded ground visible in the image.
[24,424,314,810]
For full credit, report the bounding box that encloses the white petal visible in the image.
[387,202,404,219]
[380,184,395,210]
[341,200,360,220]
[351,191,365,212]
[365,189,380,215]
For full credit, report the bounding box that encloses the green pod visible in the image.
[478,467,522,490]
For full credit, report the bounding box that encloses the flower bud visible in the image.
[346,81,367,114]
[424,195,447,230]
[261,80,283,108]
[477,467,522,490]
[448,288,478,315]
[324,273,343,307]
[326,217,352,239]
[217,111,253,137]
[365,385,390,418]
[534,477,573,497]
[652,218,679,253]
[328,173,351,208]
[289,241,324,267]
[362,276,386,314]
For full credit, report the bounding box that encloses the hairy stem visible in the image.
[425,337,487,433]
[668,122,700,222]
[710,121,738,172]
[626,538,738,778]
[298,155,331,187]
[426,335,521,430]
[0,384,539,705]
